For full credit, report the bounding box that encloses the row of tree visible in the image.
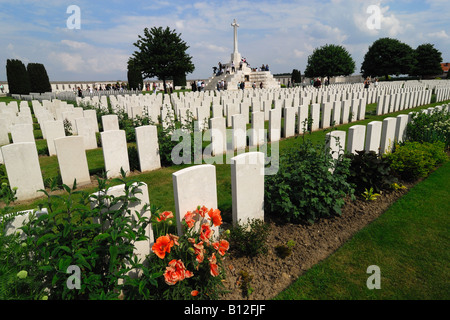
[302,38,445,82]
[6,59,52,95]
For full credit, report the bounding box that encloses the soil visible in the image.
[220,183,414,300]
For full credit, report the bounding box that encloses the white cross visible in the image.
[231,19,239,53]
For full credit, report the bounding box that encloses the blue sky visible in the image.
[0,0,448,82]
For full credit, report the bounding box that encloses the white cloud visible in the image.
[428,30,449,39]
[0,0,449,81]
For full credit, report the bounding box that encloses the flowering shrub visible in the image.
[406,107,450,150]
[126,206,230,300]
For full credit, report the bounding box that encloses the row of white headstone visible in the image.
[435,87,450,103]
[0,123,161,201]
[326,104,450,158]
[375,88,432,115]
[3,152,265,265]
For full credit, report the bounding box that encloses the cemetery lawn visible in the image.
[2,96,450,300]
[274,159,450,300]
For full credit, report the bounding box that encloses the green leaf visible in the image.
[37,233,57,246]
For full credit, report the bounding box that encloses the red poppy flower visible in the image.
[208,208,222,227]
[200,223,213,241]
[163,259,193,286]
[191,290,199,297]
[157,211,174,222]
[213,239,230,256]
[184,211,196,229]
[209,253,219,277]
[152,235,174,259]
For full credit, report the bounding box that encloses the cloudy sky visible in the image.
[0,0,448,82]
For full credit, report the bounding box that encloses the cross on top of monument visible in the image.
[231,19,239,54]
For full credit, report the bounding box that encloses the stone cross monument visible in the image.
[231,19,242,66]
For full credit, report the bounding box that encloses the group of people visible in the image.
[213,59,270,77]
[216,80,228,91]
[364,77,379,89]
[191,80,205,92]
[145,82,159,93]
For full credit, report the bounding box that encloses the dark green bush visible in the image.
[265,139,354,224]
[345,150,397,193]
[226,219,270,257]
[128,146,140,172]
[386,141,448,181]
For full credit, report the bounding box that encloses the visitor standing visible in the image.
[364,77,370,89]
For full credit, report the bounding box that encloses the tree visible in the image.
[173,72,187,87]
[127,58,143,91]
[409,43,443,78]
[132,27,195,93]
[6,59,31,95]
[361,37,415,80]
[27,63,52,93]
[291,69,302,85]
[304,44,355,82]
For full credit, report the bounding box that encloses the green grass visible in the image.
[274,160,450,300]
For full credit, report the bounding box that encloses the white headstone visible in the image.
[395,114,409,143]
[232,113,247,151]
[283,107,296,138]
[231,152,265,226]
[250,111,265,147]
[310,103,321,131]
[172,165,218,238]
[75,117,98,150]
[269,108,281,142]
[90,182,153,266]
[11,124,34,143]
[54,136,91,186]
[347,125,366,155]
[380,117,397,154]
[326,130,346,161]
[100,130,130,179]
[210,117,227,156]
[102,114,120,131]
[1,142,44,201]
[43,120,65,156]
[135,125,161,172]
[365,121,382,153]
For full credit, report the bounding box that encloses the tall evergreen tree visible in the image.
[127,58,143,90]
[291,69,302,85]
[6,59,31,95]
[27,63,52,93]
